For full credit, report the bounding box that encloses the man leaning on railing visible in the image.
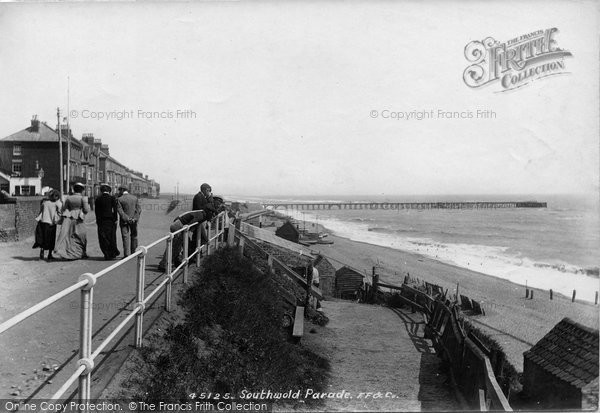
[157,210,209,272]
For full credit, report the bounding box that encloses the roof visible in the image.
[2,122,79,145]
[335,266,364,277]
[524,318,599,388]
[276,221,300,235]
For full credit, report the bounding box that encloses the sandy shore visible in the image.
[266,214,599,372]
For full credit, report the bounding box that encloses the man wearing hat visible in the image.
[191,183,217,250]
[94,184,120,260]
[117,185,141,257]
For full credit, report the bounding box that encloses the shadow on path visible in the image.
[390,306,459,411]
[23,270,171,402]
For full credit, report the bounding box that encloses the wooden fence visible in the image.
[374,279,512,411]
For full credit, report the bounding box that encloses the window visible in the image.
[20,186,30,196]
[12,160,22,175]
[82,165,86,178]
[13,144,22,156]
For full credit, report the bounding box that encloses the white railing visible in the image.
[0,211,229,405]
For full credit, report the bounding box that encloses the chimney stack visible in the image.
[100,144,109,155]
[30,115,40,132]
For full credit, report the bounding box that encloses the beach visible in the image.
[265,214,599,372]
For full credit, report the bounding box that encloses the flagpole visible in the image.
[57,108,63,197]
[66,76,71,194]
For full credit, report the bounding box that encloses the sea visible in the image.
[231,194,600,303]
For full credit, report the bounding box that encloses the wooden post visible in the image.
[550,289,553,300]
[267,255,273,274]
[238,237,245,256]
[595,291,598,305]
[530,290,533,300]
[525,289,529,299]
[456,282,460,305]
[372,266,379,302]
[227,219,236,247]
[305,264,313,308]
[572,290,576,302]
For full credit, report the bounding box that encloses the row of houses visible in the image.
[0,116,159,198]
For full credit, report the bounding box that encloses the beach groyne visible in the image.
[263,201,547,210]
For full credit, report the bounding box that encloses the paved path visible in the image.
[302,300,460,411]
[0,199,187,401]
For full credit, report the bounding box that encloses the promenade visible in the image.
[301,300,460,411]
[0,199,177,400]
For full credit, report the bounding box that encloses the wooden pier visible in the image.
[262,201,547,211]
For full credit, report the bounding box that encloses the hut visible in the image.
[522,318,599,410]
[335,266,364,299]
[314,255,335,298]
[275,220,300,243]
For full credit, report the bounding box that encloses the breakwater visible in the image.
[263,201,547,211]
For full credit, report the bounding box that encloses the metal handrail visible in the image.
[0,211,228,407]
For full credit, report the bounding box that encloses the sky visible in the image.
[0,1,598,197]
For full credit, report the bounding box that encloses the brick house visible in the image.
[523,317,599,410]
[1,117,159,198]
[0,117,67,195]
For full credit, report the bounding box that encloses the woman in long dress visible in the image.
[53,183,90,260]
[32,189,62,260]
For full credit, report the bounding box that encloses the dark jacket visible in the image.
[95,192,118,221]
[192,192,216,219]
[176,210,207,226]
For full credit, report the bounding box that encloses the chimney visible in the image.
[100,144,109,155]
[30,115,40,132]
[59,124,72,139]
[82,133,96,145]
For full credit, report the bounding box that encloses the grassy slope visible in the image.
[127,248,330,408]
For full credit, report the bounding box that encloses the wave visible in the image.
[280,209,599,302]
[368,227,414,234]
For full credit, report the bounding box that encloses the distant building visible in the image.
[0,117,70,195]
[335,266,364,299]
[523,317,599,410]
[275,221,300,243]
[0,116,159,198]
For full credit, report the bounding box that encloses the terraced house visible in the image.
[0,116,159,198]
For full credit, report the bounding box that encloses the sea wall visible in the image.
[0,197,42,242]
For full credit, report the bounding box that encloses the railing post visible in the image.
[135,246,147,348]
[214,217,219,251]
[196,223,202,267]
[207,221,212,255]
[77,273,96,407]
[183,225,189,284]
[218,213,224,243]
[165,234,173,312]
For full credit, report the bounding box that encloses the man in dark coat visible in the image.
[190,183,216,250]
[94,183,120,260]
[117,186,142,257]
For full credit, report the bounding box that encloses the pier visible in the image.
[263,201,547,211]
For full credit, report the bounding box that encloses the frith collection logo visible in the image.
[463,28,572,91]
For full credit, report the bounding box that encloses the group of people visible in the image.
[33,183,141,261]
[157,183,226,272]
